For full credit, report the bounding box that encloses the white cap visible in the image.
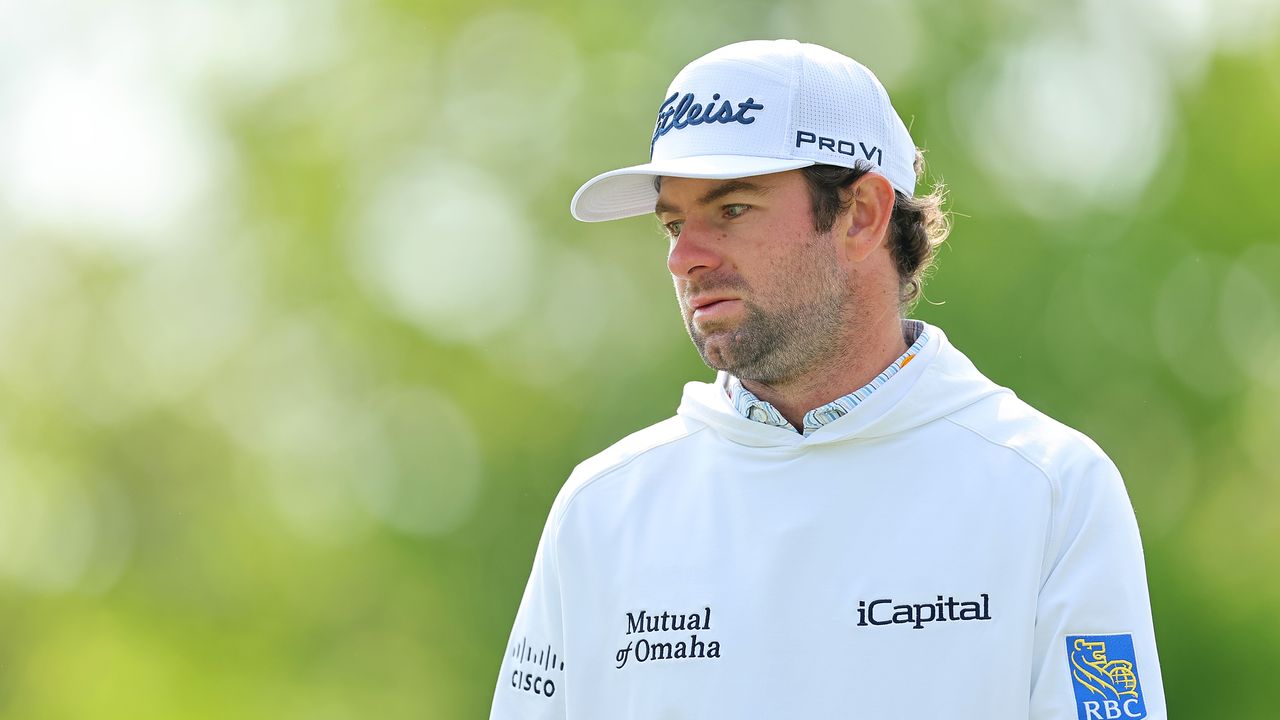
[571,39,918,222]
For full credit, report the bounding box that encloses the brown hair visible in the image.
[801,151,949,310]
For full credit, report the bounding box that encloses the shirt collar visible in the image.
[725,319,929,437]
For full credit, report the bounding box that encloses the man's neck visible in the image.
[737,318,911,432]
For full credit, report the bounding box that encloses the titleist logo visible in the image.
[651,92,764,152]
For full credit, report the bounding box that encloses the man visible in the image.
[491,40,1165,719]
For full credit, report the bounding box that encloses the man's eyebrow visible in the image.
[654,180,772,217]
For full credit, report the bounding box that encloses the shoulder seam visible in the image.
[941,415,1060,588]
[551,422,710,538]
[940,415,1057,489]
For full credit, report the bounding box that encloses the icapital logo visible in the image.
[856,593,992,630]
[614,606,721,669]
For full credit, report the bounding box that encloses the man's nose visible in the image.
[666,217,724,279]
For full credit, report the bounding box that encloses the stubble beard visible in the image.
[683,238,850,385]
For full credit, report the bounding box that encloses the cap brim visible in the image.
[570,155,816,222]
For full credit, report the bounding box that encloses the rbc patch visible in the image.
[1066,634,1147,720]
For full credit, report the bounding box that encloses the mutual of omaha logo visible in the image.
[1066,634,1147,720]
[614,606,721,669]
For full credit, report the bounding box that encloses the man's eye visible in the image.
[724,204,749,218]
[664,220,684,237]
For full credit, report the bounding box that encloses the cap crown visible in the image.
[569,39,918,222]
[651,40,917,195]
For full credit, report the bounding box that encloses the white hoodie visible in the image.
[490,323,1166,720]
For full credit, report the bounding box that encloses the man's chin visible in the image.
[692,331,747,373]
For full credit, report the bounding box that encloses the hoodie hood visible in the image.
[676,322,1011,448]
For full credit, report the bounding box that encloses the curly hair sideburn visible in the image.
[801,151,949,311]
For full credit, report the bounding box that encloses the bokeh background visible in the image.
[1,0,1278,717]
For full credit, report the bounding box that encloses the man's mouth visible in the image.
[688,296,742,321]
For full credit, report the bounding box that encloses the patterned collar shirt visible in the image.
[725,319,930,436]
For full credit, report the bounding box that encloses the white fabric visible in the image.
[571,39,919,222]
[490,322,1166,719]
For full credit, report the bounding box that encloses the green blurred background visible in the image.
[0,0,1277,717]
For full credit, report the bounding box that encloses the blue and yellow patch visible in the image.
[1066,634,1147,720]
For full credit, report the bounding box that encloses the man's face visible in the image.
[655,170,852,384]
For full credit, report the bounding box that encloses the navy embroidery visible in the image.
[651,92,764,153]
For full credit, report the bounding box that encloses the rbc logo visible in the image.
[1066,634,1147,720]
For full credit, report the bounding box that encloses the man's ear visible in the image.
[839,173,896,263]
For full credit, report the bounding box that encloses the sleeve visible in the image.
[489,508,568,720]
[1029,449,1167,720]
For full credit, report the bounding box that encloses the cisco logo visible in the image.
[508,637,564,700]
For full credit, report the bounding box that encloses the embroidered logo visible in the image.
[795,130,883,165]
[1066,634,1147,720]
[614,606,721,669]
[507,636,564,699]
[650,92,764,153]
[855,593,991,629]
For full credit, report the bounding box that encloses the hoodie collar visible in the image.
[676,322,1009,449]
[725,319,930,436]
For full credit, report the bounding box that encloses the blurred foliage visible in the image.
[0,0,1278,718]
